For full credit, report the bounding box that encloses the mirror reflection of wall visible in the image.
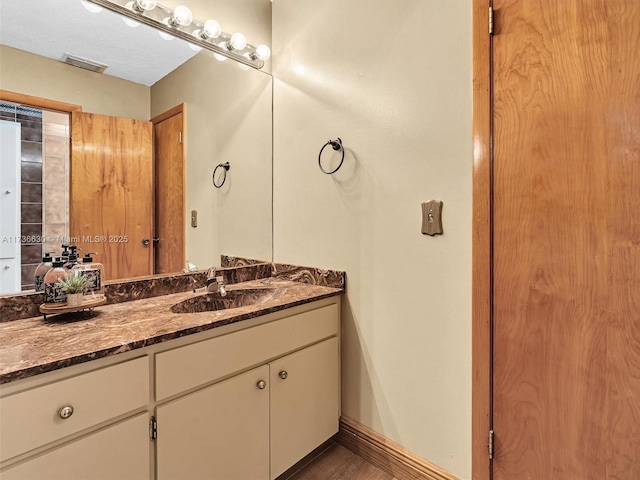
[0,103,70,293]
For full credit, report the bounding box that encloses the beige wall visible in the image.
[151,51,272,268]
[0,46,149,120]
[272,1,472,478]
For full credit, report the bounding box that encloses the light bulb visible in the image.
[132,0,157,12]
[81,1,102,13]
[203,19,221,39]
[228,32,247,51]
[170,6,193,27]
[138,0,157,10]
[253,44,271,61]
[194,19,221,41]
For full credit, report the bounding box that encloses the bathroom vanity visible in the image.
[0,267,343,480]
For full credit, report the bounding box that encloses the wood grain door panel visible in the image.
[492,0,640,478]
[153,109,185,275]
[70,112,153,281]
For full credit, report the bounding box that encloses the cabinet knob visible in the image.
[58,405,74,419]
[278,370,288,380]
[256,380,267,390]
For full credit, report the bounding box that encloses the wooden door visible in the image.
[270,337,340,479]
[492,1,640,479]
[156,364,270,480]
[70,112,153,281]
[152,106,185,275]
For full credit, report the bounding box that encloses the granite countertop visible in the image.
[0,277,342,385]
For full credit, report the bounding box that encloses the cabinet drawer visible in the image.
[0,356,149,462]
[156,303,338,400]
[0,413,150,480]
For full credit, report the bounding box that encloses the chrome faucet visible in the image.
[205,267,227,296]
[192,267,227,296]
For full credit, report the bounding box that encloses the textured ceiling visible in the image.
[0,0,201,86]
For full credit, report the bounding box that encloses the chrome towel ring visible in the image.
[318,138,344,174]
[212,162,230,188]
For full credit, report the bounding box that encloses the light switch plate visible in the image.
[421,201,443,236]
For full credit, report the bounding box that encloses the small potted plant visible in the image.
[56,273,92,307]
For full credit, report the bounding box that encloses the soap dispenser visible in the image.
[64,246,79,269]
[75,252,104,297]
[60,244,71,263]
[34,252,53,292]
[44,257,67,304]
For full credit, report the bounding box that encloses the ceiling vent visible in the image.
[61,52,108,73]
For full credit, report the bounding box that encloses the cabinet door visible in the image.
[270,337,339,479]
[156,365,270,480]
[0,413,150,480]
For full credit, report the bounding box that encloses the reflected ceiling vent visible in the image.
[61,52,108,73]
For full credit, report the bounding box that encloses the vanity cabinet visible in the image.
[0,297,340,480]
[156,336,339,480]
[155,301,340,480]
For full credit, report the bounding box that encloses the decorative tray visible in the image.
[39,295,107,319]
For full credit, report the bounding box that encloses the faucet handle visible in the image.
[206,267,217,279]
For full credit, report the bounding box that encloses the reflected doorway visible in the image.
[0,101,70,293]
[0,91,187,293]
[152,104,186,276]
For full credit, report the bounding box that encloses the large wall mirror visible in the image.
[0,0,273,295]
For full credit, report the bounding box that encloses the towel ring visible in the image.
[212,162,230,188]
[318,138,344,174]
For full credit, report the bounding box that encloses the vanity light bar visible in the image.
[86,0,269,69]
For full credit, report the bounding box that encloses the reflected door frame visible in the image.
[0,91,82,117]
[151,103,186,275]
[0,90,81,292]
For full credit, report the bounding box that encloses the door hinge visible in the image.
[179,131,182,144]
[489,6,494,35]
[150,416,157,440]
[488,429,494,460]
